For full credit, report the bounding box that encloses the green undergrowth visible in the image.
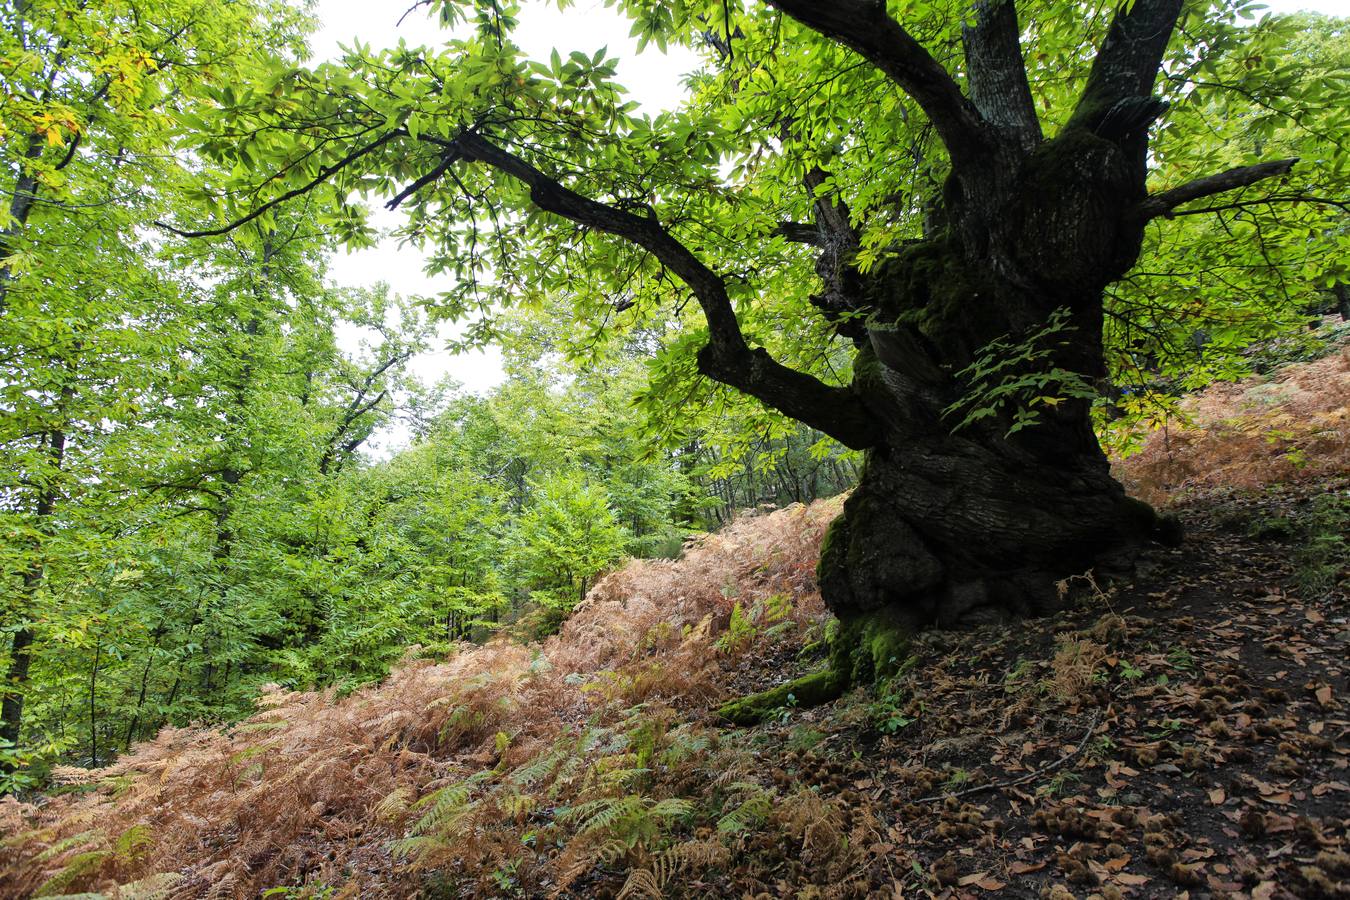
[1251,490,1349,597]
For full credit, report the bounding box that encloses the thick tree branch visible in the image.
[774,221,823,245]
[319,389,386,475]
[803,166,867,343]
[448,132,881,449]
[962,0,1041,153]
[161,123,881,448]
[319,349,413,474]
[1162,194,1350,217]
[1069,0,1183,138]
[764,0,989,167]
[1132,158,1298,221]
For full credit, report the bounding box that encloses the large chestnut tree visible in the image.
[167,0,1348,711]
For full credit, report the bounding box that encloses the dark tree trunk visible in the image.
[1333,283,1350,321]
[1,410,70,771]
[816,125,1178,626]
[819,433,1159,628]
[0,618,35,756]
[722,125,1184,723]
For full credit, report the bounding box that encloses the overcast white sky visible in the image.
[309,0,1348,447]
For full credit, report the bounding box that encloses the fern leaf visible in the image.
[648,798,694,821]
[616,867,662,900]
[34,850,111,897]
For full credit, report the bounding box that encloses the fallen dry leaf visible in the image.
[1008,861,1045,875]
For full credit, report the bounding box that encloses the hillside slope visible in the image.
[1,352,1347,900]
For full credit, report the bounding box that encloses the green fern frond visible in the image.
[35,830,103,863]
[657,728,710,767]
[568,795,645,836]
[652,840,729,888]
[373,786,413,824]
[388,834,445,863]
[34,850,111,897]
[597,765,651,788]
[648,798,694,821]
[113,823,154,863]
[408,771,490,837]
[114,871,184,900]
[496,784,537,819]
[716,793,772,834]
[509,741,567,787]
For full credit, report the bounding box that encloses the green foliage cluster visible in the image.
[1098,10,1350,446]
[944,308,1098,437]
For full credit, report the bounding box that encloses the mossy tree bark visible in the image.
[813,124,1176,634]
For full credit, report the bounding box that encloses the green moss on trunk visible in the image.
[830,609,913,685]
[715,608,914,726]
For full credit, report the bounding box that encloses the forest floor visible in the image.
[696,477,1349,899]
[1,344,1346,899]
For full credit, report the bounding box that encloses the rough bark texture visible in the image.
[813,123,1177,630]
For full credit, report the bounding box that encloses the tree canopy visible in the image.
[165,0,1346,438]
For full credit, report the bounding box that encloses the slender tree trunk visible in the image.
[0,615,36,754]
[200,287,260,694]
[1,417,69,773]
[88,638,100,766]
[124,624,165,752]
[0,133,45,313]
[163,673,182,719]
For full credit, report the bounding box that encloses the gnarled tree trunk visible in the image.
[718,124,1183,722]
[819,126,1173,633]
[712,0,1302,721]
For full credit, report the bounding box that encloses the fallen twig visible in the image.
[916,709,1103,803]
